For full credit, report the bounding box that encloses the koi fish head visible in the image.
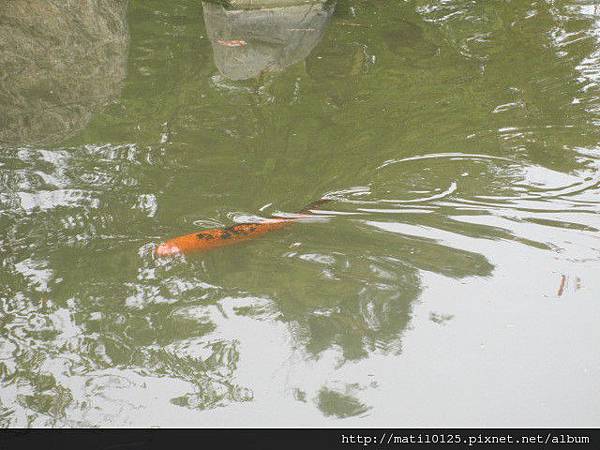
[155,242,182,257]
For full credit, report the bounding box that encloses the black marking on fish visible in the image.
[231,224,259,235]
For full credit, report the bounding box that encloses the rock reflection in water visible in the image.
[202,0,333,80]
[0,0,128,146]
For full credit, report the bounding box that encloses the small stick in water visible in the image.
[217,39,247,47]
[557,274,567,297]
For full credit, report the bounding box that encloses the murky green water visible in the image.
[1,0,600,427]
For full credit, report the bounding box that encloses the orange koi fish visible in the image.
[155,199,330,257]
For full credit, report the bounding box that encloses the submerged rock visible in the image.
[0,0,129,146]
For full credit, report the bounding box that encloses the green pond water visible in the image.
[1,0,599,427]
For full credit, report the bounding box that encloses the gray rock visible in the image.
[203,0,333,80]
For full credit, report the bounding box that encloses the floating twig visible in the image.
[217,39,247,47]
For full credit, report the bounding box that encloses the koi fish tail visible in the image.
[296,197,332,215]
